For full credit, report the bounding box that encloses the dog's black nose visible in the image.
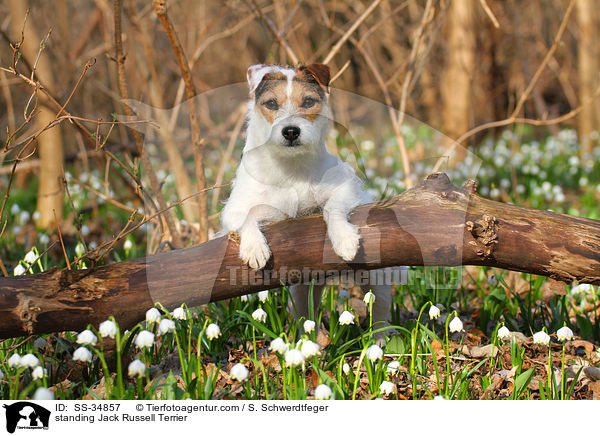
[281,126,301,142]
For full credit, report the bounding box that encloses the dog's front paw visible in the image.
[328,221,360,262]
[239,231,271,269]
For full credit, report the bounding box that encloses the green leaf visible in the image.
[513,367,535,399]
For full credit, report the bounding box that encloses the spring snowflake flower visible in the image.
[379,381,396,396]
[24,250,37,264]
[76,330,98,346]
[363,291,376,305]
[14,264,26,276]
[33,387,54,400]
[449,316,464,333]
[258,290,269,303]
[171,307,186,320]
[557,326,574,342]
[206,323,221,340]
[157,319,176,336]
[8,353,22,368]
[338,289,351,301]
[252,308,267,323]
[240,294,250,302]
[75,242,85,258]
[571,284,594,295]
[533,331,551,346]
[135,330,155,349]
[230,363,249,382]
[314,384,332,400]
[39,233,50,244]
[339,311,355,325]
[123,239,133,251]
[303,319,316,333]
[99,320,117,338]
[73,347,93,362]
[32,366,47,380]
[497,326,511,340]
[21,353,40,368]
[285,349,305,367]
[366,344,383,362]
[128,359,146,378]
[429,305,441,320]
[488,275,498,287]
[145,307,161,323]
[269,337,289,354]
[387,361,401,375]
[0,369,4,380]
[342,362,350,374]
[10,204,20,215]
[300,340,320,358]
[596,349,600,359]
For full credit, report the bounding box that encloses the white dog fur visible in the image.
[221,63,393,343]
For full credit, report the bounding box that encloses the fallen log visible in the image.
[0,172,598,339]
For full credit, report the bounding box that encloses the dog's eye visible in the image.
[263,99,279,111]
[301,97,318,109]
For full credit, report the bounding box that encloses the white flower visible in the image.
[39,233,49,244]
[8,353,22,368]
[429,305,441,320]
[123,239,133,251]
[338,289,351,300]
[488,275,498,287]
[76,329,98,346]
[128,359,146,377]
[10,204,20,215]
[387,361,401,375]
[269,337,289,354]
[258,290,269,303]
[571,284,594,295]
[303,319,316,333]
[32,387,54,400]
[19,211,30,224]
[533,331,551,346]
[145,307,161,323]
[252,308,267,323]
[342,363,350,374]
[230,363,249,382]
[497,326,511,340]
[171,307,186,320]
[206,323,221,340]
[240,294,250,302]
[32,366,47,380]
[300,340,320,358]
[284,349,305,367]
[75,242,85,257]
[596,349,600,359]
[379,380,396,396]
[0,369,4,380]
[314,384,332,400]
[157,319,175,335]
[33,210,41,221]
[363,291,375,305]
[366,344,383,362]
[13,264,26,276]
[81,225,90,236]
[449,316,464,333]
[99,320,117,338]
[24,250,37,264]
[135,330,155,348]
[557,326,574,342]
[339,311,355,325]
[21,353,40,368]
[73,347,93,362]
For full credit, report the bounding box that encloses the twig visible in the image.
[53,209,70,270]
[152,0,208,243]
[250,0,299,64]
[479,0,500,28]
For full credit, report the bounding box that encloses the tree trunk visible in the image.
[576,0,600,153]
[0,173,599,339]
[441,0,475,156]
[9,0,65,229]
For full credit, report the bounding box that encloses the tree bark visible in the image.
[0,173,599,339]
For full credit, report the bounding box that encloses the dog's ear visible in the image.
[302,63,331,93]
[247,64,273,94]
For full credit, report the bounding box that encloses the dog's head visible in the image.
[245,63,331,154]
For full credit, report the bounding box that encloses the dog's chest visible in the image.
[263,180,322,218]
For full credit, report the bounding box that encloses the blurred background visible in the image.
[0,0,599,267]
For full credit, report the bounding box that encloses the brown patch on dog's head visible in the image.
[296,64,331,94]
[254,72,287,124]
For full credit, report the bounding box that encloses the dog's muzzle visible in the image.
[281,125,301,146]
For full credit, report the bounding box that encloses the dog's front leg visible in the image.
[323,194,361,262]
[238,214,271,270]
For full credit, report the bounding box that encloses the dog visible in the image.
[220,63,393,344]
